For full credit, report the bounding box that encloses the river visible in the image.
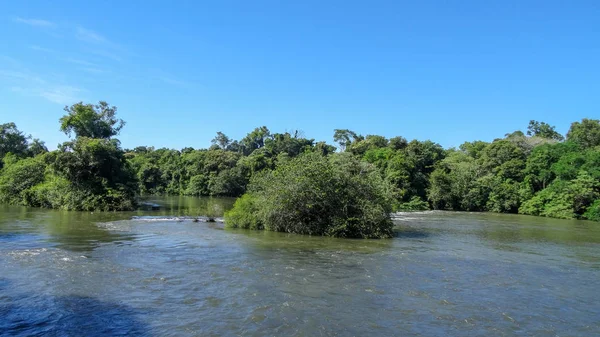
[1,196,599,336]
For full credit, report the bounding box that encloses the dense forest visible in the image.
[1,101,600,224]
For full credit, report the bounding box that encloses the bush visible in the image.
[225,152,395,238]
[0,156,46,205]
[519,172,599,220]
[394,196,429,211]
[185,174,209,196]
[584,200,600,221]
[224,194,262,229]
[207,168,246,196]
[22,175,71,208]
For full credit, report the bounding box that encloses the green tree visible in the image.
[241,126,271,155]
[520,172,600,219]
[0,155,47,205]
[51,138,137,210]
[211,132,231,150]
[348,135,388,156]
[333,129,362,152]
[28,138,48,156]
[60,101,124,139]
[225,152,395,238]
[388,136,408,150]
[264,132,314,157]
[566,118,600,148]
[527,120,564,141]
[0,122,29,159]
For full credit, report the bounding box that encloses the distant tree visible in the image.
[505,130,525,138]
[60,101,124,139]
[0,122,29,158]
[567,118,600,148]
[132,146,153,153]
[313,141,336,156]
[459,141,488,159]
[211,132,231,149]
[348,135,388,155]
[241,126,271,155]
[227,140,242,153]
[264,132,314,157]
[333,129,361,152]
[388,136,408,150]
[527,120,564,141]
[27,138,48,156]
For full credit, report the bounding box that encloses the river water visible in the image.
[1,196,599,336]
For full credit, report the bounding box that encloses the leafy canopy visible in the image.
[225,152,395,238]
[60,101,125,139]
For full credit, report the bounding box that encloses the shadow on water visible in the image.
[223,219,433,257]
[228,227,395,253]
[0,279,150,337]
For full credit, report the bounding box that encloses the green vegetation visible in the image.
[225,153,395,238]
[2,102,600,233]
[0,102,136,211]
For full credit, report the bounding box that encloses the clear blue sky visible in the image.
[1,1,598,150]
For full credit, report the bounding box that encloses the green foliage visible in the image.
[520,172,599,219]
[428,152,487,211]
[583,200,600,222]
[28,139,48,156]
[224,194,262,229]
[241,126,271,155]
[225,152,395,238]
[60,101,124,139]
[0,155,47,205]
[333,129,362,152]
[0,102,136,211]
[388,136,408,150]
[0,122,29,159]
[348,135,388,156]
[459,141,488,159]
[211,131,231,150]
[48,137,137,211]
[207,168,246,196]
[487,179,520,213]
[527,120,564,141]
[3,113,600,225]
[567,118,600,148]
[185,174,209,196]
[395,196,429,211]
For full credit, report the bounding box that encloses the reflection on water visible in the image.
[137,195,235,217]
[1,199,599,336]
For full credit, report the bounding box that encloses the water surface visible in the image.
[1,198,599,336]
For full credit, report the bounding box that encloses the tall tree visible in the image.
[567,118,600,148]
[27,138,48,156]
[388,136,408,150]
[0,122,29,158]
[60,101,125,139]
[333,129,361,152]
[241,126,271,155]
[211,132,231,150]
[527,120,564,141]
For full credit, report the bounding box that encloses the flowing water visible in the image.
[1,196,599,336]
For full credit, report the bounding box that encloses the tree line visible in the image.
[1,101,599,223]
